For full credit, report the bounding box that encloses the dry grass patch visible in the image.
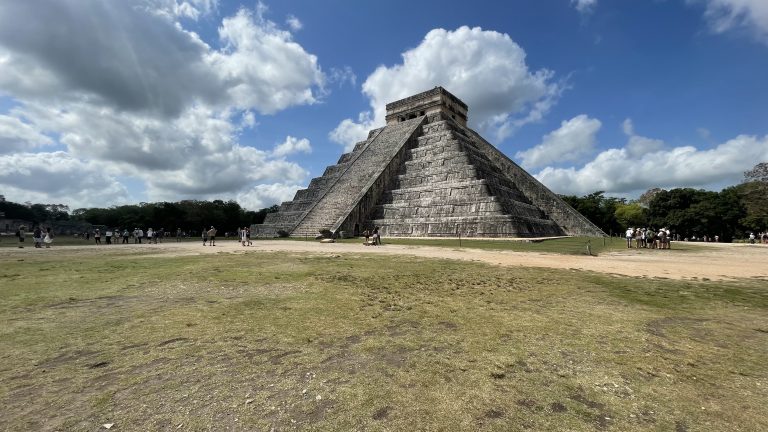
[0,249,766,431]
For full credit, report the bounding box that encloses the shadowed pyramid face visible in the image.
[255,88,604,239]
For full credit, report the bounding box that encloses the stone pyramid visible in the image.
[255,87,605,238]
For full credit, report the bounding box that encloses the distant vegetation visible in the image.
[3,164,766,240]
[1,199,278,233]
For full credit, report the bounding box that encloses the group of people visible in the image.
[237,227,253,247]
[362,227,382,246]
[14,225,54,248]
[85,228,168,244]
[202,226,217,246]
[748,232,768,244]
[625,227,672,249]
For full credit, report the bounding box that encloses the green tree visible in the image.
[614,203,647,228]
[560,191,623,235]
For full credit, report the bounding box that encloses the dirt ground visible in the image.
[5,239,767,281]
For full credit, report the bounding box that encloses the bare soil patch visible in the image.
[5,239,762,280]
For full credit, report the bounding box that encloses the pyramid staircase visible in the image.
[366,118,564,237]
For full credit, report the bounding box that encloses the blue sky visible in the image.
[0,0,766,210]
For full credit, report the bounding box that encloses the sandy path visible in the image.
[5,239,767,281]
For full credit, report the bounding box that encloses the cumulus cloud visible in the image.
[153,0,219,21]
[329,26,561,149]
[272,136,312,158]
[0,1,318,208]
[695,0,768,43]
[621,118,664,158]
[516,115,601,169]
[209,8,324,114]
[534,133,768,196]
[328,66,357,88]
[286,15,303,31]
[0,114,54,154]
[571,0,597,14]
[236,183,304,210]
[0,152,129,208]
[329,112,374,152]
[0,1,323,117]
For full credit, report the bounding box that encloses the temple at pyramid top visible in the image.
[254,87,605,239]
[386,87,468,127]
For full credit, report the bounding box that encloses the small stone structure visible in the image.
[255,87,605,238]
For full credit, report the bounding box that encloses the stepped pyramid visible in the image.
[255,87,605,238]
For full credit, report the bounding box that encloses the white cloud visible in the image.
[622,118,635,136]
[329,112,374,152]
[0,1,319,207]
[621,118,664,158]
[0,114,54,154]
[328,66,357,88]
[0,1,323,117]
[208,8,324,114]
[286,15,303,31]
[329,26,561,149]
[272,136,312,158]
[152,0,219,21]
[236,183,303,210]
[534,133,768,196]
[626,135,665,158]
[516,115,601,169]
[695,0,768,43]
[0,152,129,208]
[571,0,597,14]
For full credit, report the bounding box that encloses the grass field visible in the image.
[282,235,704,256]
[1,247,765,431]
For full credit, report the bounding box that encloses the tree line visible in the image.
[561,180,767,242]
[3,164,766,241]
[1,199,278,234]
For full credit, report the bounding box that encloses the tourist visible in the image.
[749,232,756,244]
[16,225,26,248]
[625,227,633,248]
[105,228,112,245]
[207,226,217,246]
[147,228,154,243]
[176,228,182,242]
[202,227,208,246]
[33,226,43,248]
[246,227,252,246]
[373,227,381,245]
[122,229,130,244]
[363,229,370,244]
[634,228,642,249]
[241,227,248,246]
[43,227,54,248]
[137,228,144,244]
[94,229,101,244]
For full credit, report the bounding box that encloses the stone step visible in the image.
[403,151,471,170]
[395,169,480,189]
[368,214,563,238]
[322,163,350,177]
[409,137,485,159]
[381,194,499,208]
[374,200,506,219]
